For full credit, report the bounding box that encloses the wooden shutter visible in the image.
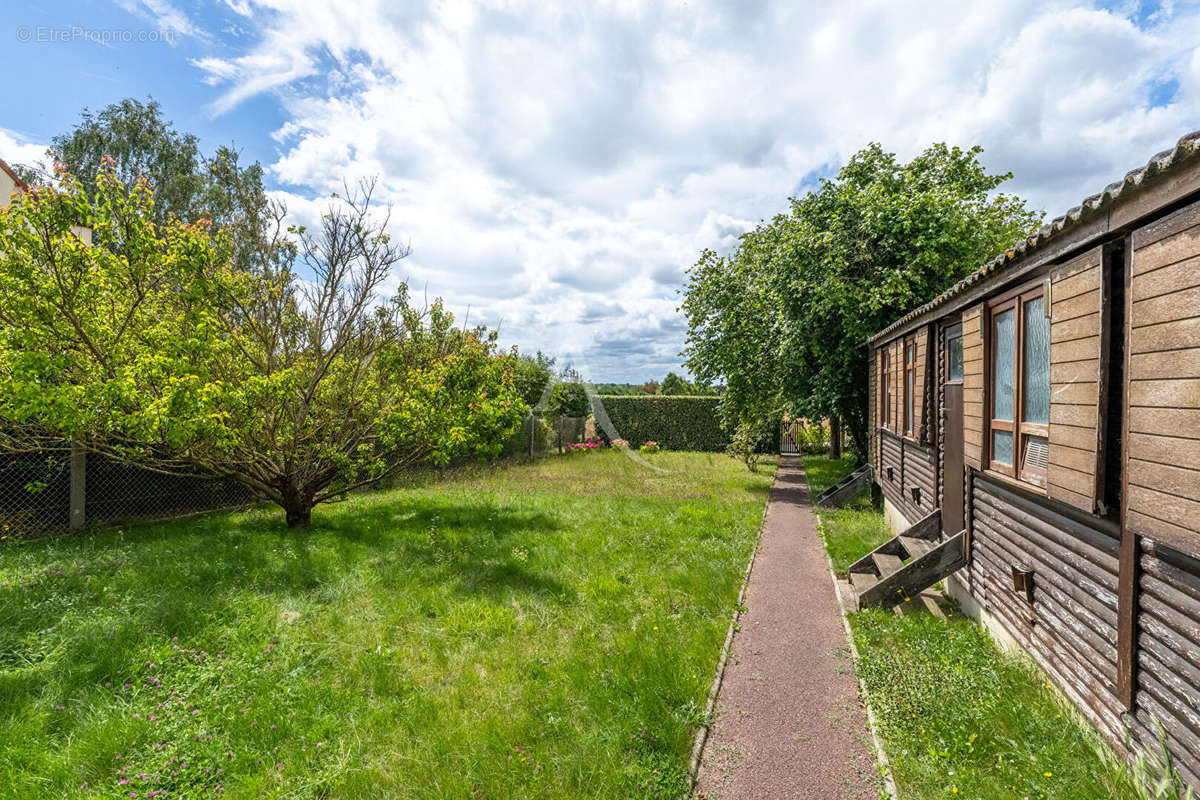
[1125,200,1200,554]
[962,304,984,468]
[1047,247,1103,512]
[913,330,926,439]
[893,339,903,432]
[869,346,878,474]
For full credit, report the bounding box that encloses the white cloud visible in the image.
[0,129,49,176]
[172,0,1200,378]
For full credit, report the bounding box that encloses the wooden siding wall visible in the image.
[1127,201,1200,555]
[878,429,936,524]
[1048,246,1104,512]
[970,476,1126,744]
[962,305,984,468]
[1133,541,1200,788]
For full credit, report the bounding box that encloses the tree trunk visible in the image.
[285,504,312,528]
[280,480,313,528]
[829,417,843,459]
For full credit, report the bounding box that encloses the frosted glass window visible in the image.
[992,309,1015,421]
[993,430,1014,465]
[1022,298,1050,424]
[948,336,963,382]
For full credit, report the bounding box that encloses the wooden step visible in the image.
[918,590,947,619]
[899,535,934,559]
[874,553,905,578]
[857,529,967,612]
[849,570,879,598]
[893,596,920,616]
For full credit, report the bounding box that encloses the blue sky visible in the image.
[2,0,1198,381]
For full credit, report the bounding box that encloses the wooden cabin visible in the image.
[865,131,1200,785]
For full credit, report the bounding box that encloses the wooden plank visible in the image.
[900,536,934,559]
[1048,483,1094,513]
[1051,261,1102,300]
[1051,359,1101,384]
[1128,485,1200,534]
[1127,510,1200,561]
[1050,403,1099,427]
[1131,255,1200,301]
[1051,312,1101,344]
[1129,348,1200,380]
[1129,378,1200,408]
[1131,197,1200,250]
[1127,432,1200,467]
[1132,286,1200,327]
[918,589,947,619]
[1049,464,1095,496]
[1051,380,1099,405]
[1127,460,1200,502]
[1128,407,1200,439]
[1051,335,1102,364]
[1130,317,1200,354]
[1117,526,1140,709]
[1051,288,1100,322]
[1132,225,1200,278]
[1048,442,1098,473]
[1050,423,1101,450]
[850,570,879,600]
[875,552,905,578]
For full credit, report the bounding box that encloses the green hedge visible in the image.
[594,396,729,452]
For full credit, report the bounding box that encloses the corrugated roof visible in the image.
[870,129,1200,344]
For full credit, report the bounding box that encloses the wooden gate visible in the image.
[780,420,801,454]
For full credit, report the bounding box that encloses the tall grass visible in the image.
[0,452,773,799]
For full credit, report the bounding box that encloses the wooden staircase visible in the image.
[815,464,872,508]
[838,509,966,618]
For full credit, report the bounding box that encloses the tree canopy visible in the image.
[0,163,524,527]
[682,142,1041,459]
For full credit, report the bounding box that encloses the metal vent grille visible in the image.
[1024,435,1049,473]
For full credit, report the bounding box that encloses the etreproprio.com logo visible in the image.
[16,26,177,45]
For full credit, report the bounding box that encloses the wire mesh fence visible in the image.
[0,444,255,538]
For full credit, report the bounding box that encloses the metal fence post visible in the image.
[69,442,86,531]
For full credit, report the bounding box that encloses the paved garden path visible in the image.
[695,455,880,799]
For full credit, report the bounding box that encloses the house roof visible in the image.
[0,157,29,191]
[869,129,1200,344]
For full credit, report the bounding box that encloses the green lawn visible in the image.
[803,455,1165,800]
[0,451,774,800]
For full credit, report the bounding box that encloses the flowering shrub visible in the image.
[609,439,629,450]
[564,436,605,454]
[640,441,660,453]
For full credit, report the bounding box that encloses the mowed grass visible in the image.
[0,451,774,800]
[804,455,1150,800]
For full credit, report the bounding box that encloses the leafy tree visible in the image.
[44,98,276,275]
[512,351,556,409]
[0,164,524,527]
[48,98,209,224]
[683,142,1041,460]
[658,372,689,396]
[548,382,588,418]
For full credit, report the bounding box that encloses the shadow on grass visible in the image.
[1,494,569,672]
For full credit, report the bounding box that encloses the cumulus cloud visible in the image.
[80,1,1200,378]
